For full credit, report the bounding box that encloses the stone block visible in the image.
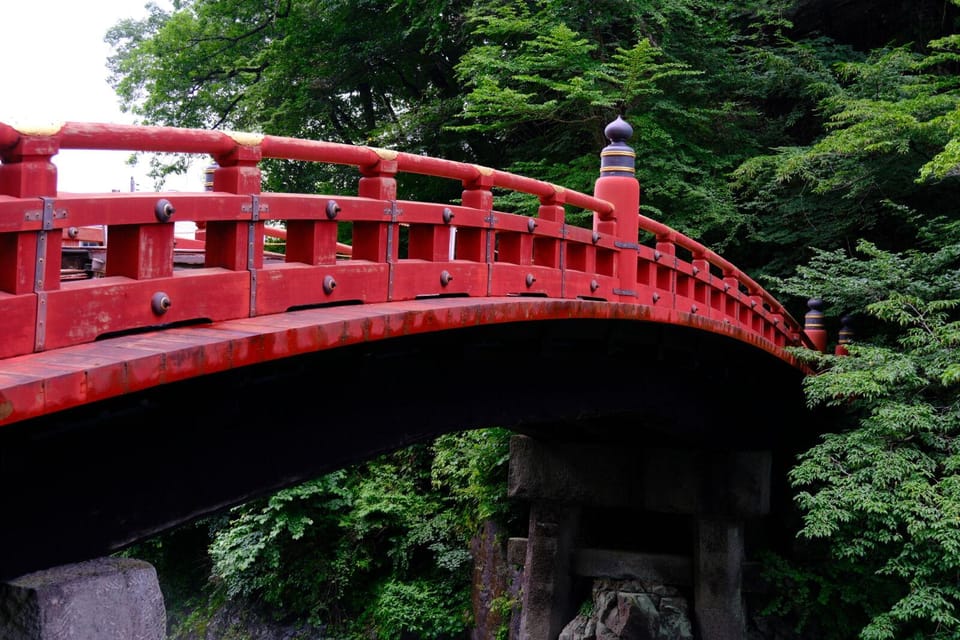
[0,557,166,640]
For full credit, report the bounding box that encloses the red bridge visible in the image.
[0,118,818,611]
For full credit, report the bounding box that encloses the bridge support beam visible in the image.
[0,557,166,640]
[507,434,770,640]
[694,518,745,640]
[518,501,581,640]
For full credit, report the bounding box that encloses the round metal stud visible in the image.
[322,275,337,295]
[692,266,700,276]
[652,292,660,303]
[442,208,455,224]
[326,200,341,220]
[751,300,758,308]
[67,226,79,239]
[654,251,662,261]
[590,279,599,292]
[723,283,731,292]
[691,305,698,314]
[525,273,536,287]
[151,291,172,315]
[440,270,453,287]
[592,231,600,244]
[527,218,537,232]
[154,198,175,223]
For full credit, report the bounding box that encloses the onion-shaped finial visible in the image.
[599,116,635,178]
[604,116,633,144]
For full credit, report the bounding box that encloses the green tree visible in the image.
[136,430,513,638]
[732,26,960,279]
[763,241,960,639]
[453,0,794,237]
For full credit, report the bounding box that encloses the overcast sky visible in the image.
[0,0,204,192]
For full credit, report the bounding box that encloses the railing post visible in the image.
[593,116,640,301]
[0,125,62,296]
[207,133,263,317]
[207,135,264,271]
[804,298,828,353]
[835,314,853,356]
[0,124,63,355]
[354,149,399,263]
[459,167,495,265]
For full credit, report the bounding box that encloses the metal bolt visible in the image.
[151,291,172,315]
[590,279,599,292]
[527,218,537,232]
[323,275,337,294]
[326,200,341,220]
[442,208,455,224]
[67,226,79,239]
[525,273,536,287]
[692,266,699,276]
[654,251,661,261]
[592,231,600,244]
[440,270,453,286]
[154,199,175,223]
[723,283,731,292]
[691,305,698,314]
[652,292,660,303]
[751,300,757,308]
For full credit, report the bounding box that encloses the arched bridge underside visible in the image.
[0,298,806,581]
[0,119,817,581]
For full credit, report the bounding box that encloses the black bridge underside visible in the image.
[0,318,810,580]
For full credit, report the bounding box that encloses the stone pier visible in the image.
[0,557,166,640]
[507,434,771,640]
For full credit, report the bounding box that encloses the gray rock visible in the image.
[0,557,165,640]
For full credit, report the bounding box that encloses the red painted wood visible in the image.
[106,224,175,279]
[0,119,812,421]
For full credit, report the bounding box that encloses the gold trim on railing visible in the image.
[370,147,399,161]
[11,121,65,136]
[225,131,265,146]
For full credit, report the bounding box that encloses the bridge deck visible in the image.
[0,296,799,428]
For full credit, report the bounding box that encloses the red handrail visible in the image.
[0,120,805,361]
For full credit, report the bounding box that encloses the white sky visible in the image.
[0,0,204,193]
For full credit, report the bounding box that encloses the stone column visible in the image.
[518,500,581,640]
[0,557,166,640]
[693,517,745,640]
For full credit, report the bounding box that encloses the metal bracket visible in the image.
[32,198,62,352]
[385,200,402,300]
[613,288,638,297]
[24,197,67,229]
[34,292,47,351]
[241,195,269,219]
[614,240,640,250]
[246,194,263,316]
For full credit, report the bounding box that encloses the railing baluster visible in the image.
[0,125,62,355]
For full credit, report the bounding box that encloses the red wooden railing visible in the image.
[0,119,808,361]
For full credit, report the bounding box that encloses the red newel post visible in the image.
[593,117,640,301]
[835,314,853,356]
[804,298,828,353]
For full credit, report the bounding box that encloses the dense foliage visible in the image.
[107,0,960,638]
[130,429,514,638]
[759,241,960,639]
